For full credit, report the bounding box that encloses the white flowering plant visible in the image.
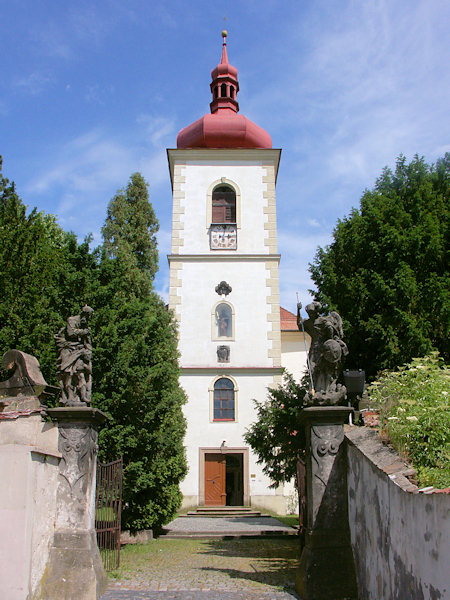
[367,353,449,489]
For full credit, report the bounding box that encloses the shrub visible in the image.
[368,353,449,488]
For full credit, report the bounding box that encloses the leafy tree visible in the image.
[244,373,307,486]
[0,157,95,385]
[368,353,449,489]
[310,154,449,380]
[92,173,187,532]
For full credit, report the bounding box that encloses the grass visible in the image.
[108,538,202,579]
[107,536,300,592]
[272,514,299,528]
[96,507,117,522]
[253,508,299,529]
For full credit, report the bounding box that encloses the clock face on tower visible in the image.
[210,224,237,250]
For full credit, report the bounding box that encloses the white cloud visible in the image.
[32,20,74,59]
[14,72,53,95]
[136,115,176,148]
[277,230,332,311]
[84,84,115,105]
[153,228,172,303]
[23,115,176,242]
[306,218,320,228]
[30,4,135,60]
[156,227,172,258]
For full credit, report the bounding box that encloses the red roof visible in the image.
[280,307,298,331]
[177,32,272,150]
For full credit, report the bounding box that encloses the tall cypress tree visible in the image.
[92,173,187,532]
[102,172,159,281]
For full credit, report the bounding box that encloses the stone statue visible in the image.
[297,301,348,406]
[55,305,94,406]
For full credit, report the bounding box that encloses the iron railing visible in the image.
[95,457,122,571]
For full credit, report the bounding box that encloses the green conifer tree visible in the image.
[0,157,95,384]
[309,154,449,379]
[92,173,187,532]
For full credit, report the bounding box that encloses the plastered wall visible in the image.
[346,427,449,600]
[0,413,60,600]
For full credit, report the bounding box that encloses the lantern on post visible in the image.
[343,369,365,422]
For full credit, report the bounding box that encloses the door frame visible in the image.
[199,447,249,506]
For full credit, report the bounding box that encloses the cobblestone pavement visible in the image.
[162,515,296,536]
[100,533,302,600]
[101,592,300,599]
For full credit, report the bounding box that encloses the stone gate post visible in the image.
[36,406,108,600]
[295,406,358,600]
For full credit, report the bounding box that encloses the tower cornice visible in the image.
[167,253,281,263]
[167,148,281,188]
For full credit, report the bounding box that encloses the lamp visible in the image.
[344,369,365,423]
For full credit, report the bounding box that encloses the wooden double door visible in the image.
[204,453,243,506]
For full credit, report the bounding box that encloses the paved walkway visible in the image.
[100,517,301,600]
[102,592,300,599]
[161,515,296,537]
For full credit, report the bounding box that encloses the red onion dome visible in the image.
[177,31,272,149]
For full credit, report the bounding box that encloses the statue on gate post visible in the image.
[41,304,108,600]
[54,305,94,406]
[297,301,348,406]
[295,302,357,599]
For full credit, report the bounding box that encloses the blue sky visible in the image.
[1,0,449,314]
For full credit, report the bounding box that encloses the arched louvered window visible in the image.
[212,185,236,224]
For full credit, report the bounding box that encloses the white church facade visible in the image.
[168,33,308,514]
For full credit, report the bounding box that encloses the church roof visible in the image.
[177,31,272,149]
[280,307,298,331]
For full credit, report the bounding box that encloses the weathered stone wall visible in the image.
[0,412,60,600]
[346,427,449,600]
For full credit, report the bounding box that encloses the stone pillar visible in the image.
[37,407,108,600]
[295,406,358,600]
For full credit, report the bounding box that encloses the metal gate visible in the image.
[95,457,122,571]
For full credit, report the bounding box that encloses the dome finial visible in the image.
[220,30,229,65]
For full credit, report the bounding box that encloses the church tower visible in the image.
[168,33,288,512]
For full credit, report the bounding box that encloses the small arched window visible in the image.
[214,378,235,421]
[215,303,232,338]
[214,86,218,99]
[212,185,236,224]
[221,82,227,97]
[230,85,235,99]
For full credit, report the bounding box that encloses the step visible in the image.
[195,505,253,510]
[162,530,298,539]
[182,512,269,518]
[193,506,261,513]
[182,507,267,518]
